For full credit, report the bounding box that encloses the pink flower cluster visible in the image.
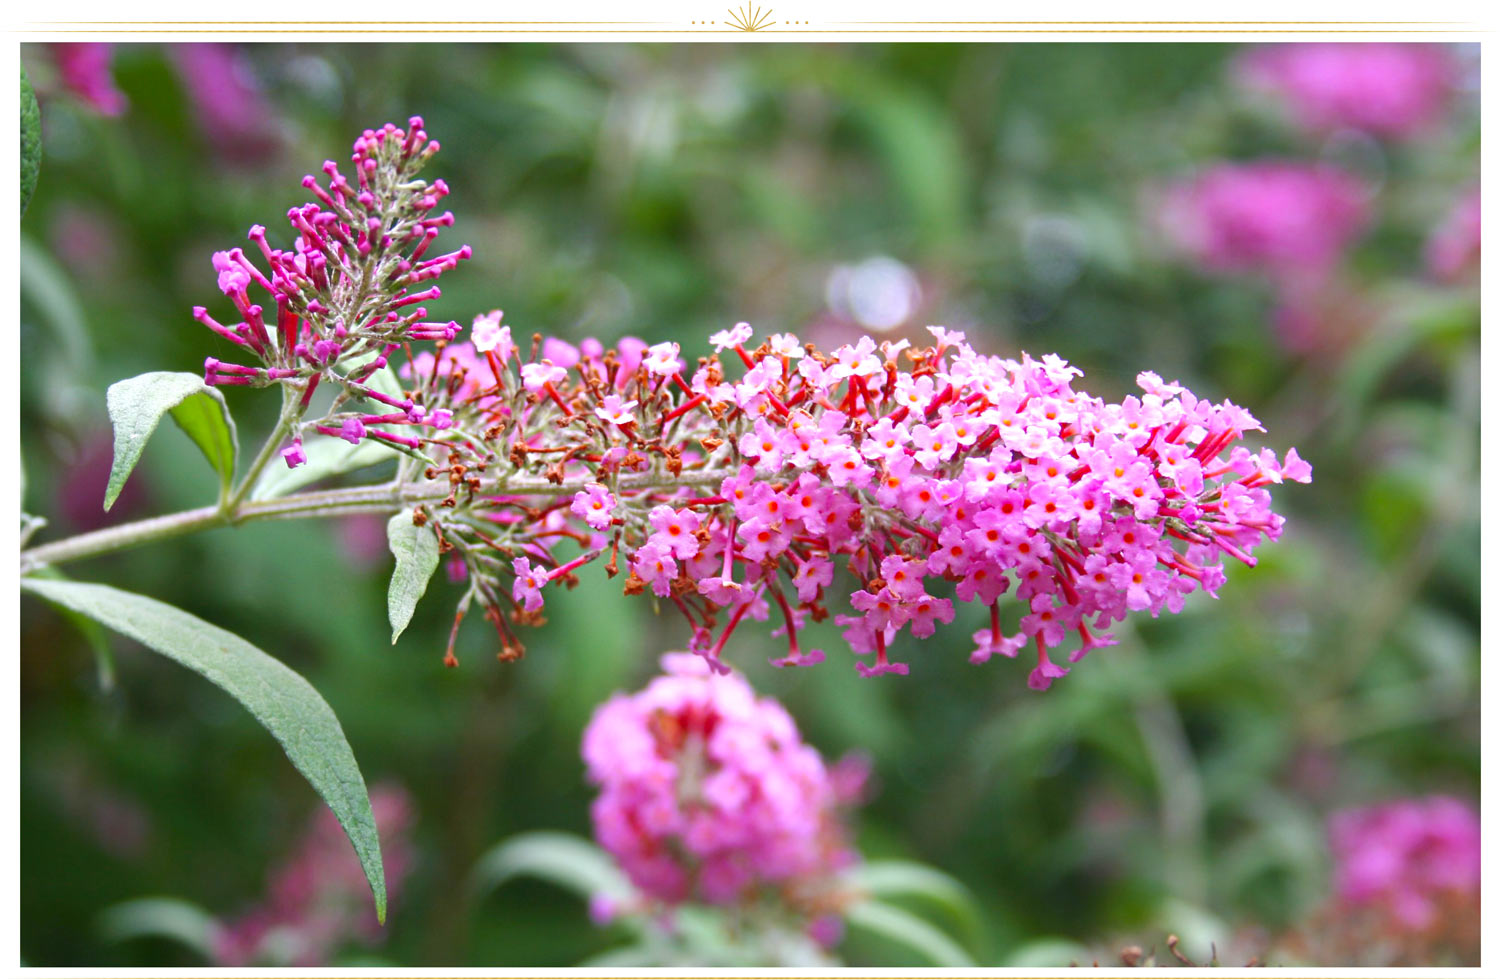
[410,316,1308,687]
[1158,162,1370,281]
[214,784,415,967]
[582,654,860,919]
[1236,44,1457,141]
[195,118,470,467]
[1329,795,1480,931]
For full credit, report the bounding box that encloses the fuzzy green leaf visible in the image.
[21,577,387,923]
[105,372,238,511]
[386,509,440,644]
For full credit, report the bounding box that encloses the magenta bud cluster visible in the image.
[193,118,471,468]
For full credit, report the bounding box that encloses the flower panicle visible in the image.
[406,314,1309,690]
[189,122,1309,685]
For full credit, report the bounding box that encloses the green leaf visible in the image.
[251,436,398,501]
[844,898,976,967]
[99,898,219,960]
[470,831,633,902]
[31,566,115,691]
[386,509,440,644]
[21,64,41,216]
[21,577,387,922]
[105,372,238,511]
[849,859,984,948]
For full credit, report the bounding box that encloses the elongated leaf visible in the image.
[105,372,238,510]
[844,898,975,967]
[31,566,114,691]
[99,898,219,960]
[251,436,397,501]
[470,831,632,902]
[849,859,983,946]
[21,65,41,216]
[21,577,387,922]
[386,509,440,644]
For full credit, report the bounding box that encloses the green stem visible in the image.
[227,385,302,513]
[19,465,736,573]
[20,484,408,572]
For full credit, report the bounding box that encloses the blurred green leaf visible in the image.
[21,64,40,216]
[19,237,92,366]
[842,77,967,250]
[844,898,975,967]
[849,859,983,948]
[21,577,388,923]
[98,897,219,960]
[30,566,115,692]
[1004,937,1096,967]
[386,509,440,644]
[104,372,238,510]
[470,831,632,903]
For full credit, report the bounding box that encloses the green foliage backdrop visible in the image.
[19,42,1478,966]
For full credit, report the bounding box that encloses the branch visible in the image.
[18,466,739,573]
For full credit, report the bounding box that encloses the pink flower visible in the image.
[520,362,567,392]
[648,506,701,560]
[709,321,754,352]
[1236,44,1457,140]
[49,44,127,116]
[582,655,859,916]
[1329,796,1480,931]
[1158,161,1370,281]
[571,483,618,531]
[470,309,513,356]
[168,45,283,164]
[643,341,684,377]
[594,394,638,427]
[512,557,547,611]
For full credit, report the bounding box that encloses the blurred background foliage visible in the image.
[19,42,1479,966]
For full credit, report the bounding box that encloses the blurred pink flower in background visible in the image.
[582,654,861,937]
[48,43,128,116]
[1328,795,1480,932]
[338,513,391,570]
[213,783,415,967]
[58,430,150,532]
[1425,187,1480,283]
[48,204,125,279]
[1269,277,1379,357]
[168,44,285,165]
[1236,44,1456,141]
[1157,161,1370,282]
